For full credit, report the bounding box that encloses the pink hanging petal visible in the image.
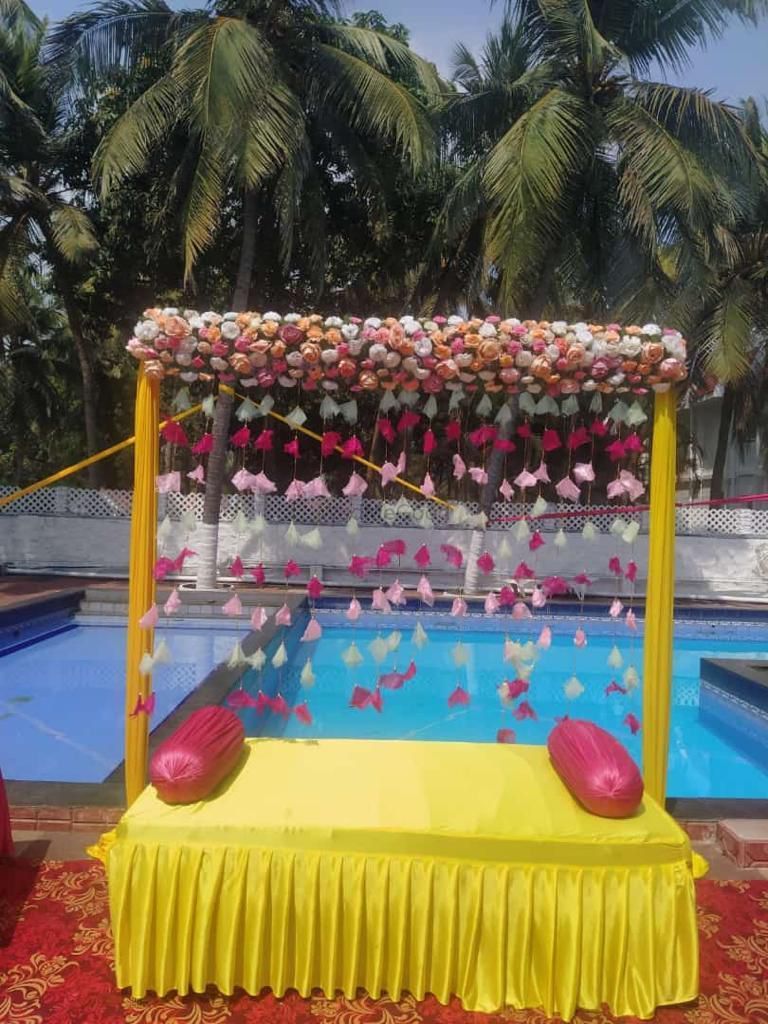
[303,475,331,499]
[484,591,499,614]
[275,604,292,627]
[450,596,467,617]
[573,627,587,647]
[513,561,536,580]
[607,478,625,499]
[396,451,406,474]
[448,685,470,707]
[514,700,537,721]
[301,618,322,642]
[284,560,301,579]
[320,430,341,457]
[222,594,243,617]
[542,428,562,452]
[342,436,364,459]
[499,586,517,607]
[381,460,399,486]
[251,606,268,630]
[497,728,516,744]
[187,464,205,484]
[529,531,545,551]
[414,545,431,569]
[440,544,464,568]
[515,469,537,489]
[624,713,642,735]
[609,598,624,619]
[555,476,581,502]
[230,426,251,448]
[229,556,244,578]
[251,564,265,586]
[155,556,177,582]
[626,609,638,631]
[608,556,623,576]
[252,471,277,495]
[477,552,495,574]
[452,453,467,480]
[161,421,189,446]
[531,586,546,609]
[342,472,368,497]
[417,575,435,606]
[445,420,462,442]
[139,604,159,629]
[606,438,627,461]
[499,479,514,501]
[376,546,393,569]
[542,575,568,597]
[346,597,362,621]
[253,429,274,452]
[163,588,182,615]
[191,433,214,455]
[382,538,406,557]
[512,601,532,620]
[307,576,324,601]
[421,472,435,497]
[469,466,489,485]
[494,438,516,453]
[624,432,644,453]
[397,409,420,433]
[377,418,396,444]
[294,702,313,726]
[619,470,645,501]
[371,587,392,613]
[606,681,628,696]
[231,468,258,492]
[572,462,595,484]
[590,419,608,437]
[283,438,301,458]
[537,626,552,649]
[155,471,181,494]
[625,560,638,583]
[567,426,590,450]
[385,579,406,606]
[423,429,437,455]
[348,555,374,578]
[516,423,532,439]
[284,479,305,501]
[533,461,551,484]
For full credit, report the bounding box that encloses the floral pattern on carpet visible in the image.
[1,860,767,1023]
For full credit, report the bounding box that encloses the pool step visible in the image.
[718,819,768,868]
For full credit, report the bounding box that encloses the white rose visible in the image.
[183,309,199,320]
[545,344,560,361]
[278,375,297,387]
[347,338,363,355]
[516,351,534,368]
[403,320,421,336]
[575,329,593,345]
[135,320,159,341]
[324,316,343,328]
[456,352,474,367]
[179,372,198,382]
[664,333,686,358]
[249,317,262,330]
[284,313,301,323]
[342,324,359,340]
[572,322,587,332]
[384,351,401,368]
[414,338,432,358]
[188,316,204,331]
[220,321,240,340]
[582,379,597,391]
[210,357,228,371]
[364,317,382,329]
[162,307,179,317]
[551,321,567,335]
[223,311,238,321]
[201,311,221,325]
[423,321,438,332]
[608,373,625,387]
[526,381,541,392]
[286,351,303,367]
[642,323,661,336]
[320,349,338,365]
[447,315,463,326]
[507,318,521,327]
[321,379,339,391]
[263,311,281,322]
[175,353,192,366]
[368,343,387,362]
[479,323,497,338]
[619,337,642,358]
[591,340,607,358]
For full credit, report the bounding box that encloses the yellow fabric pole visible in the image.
[642,388,678,805]
[0,403,202,510]
[124,373,160,806]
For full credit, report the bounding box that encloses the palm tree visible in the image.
[50,0,441,587]
[429,0,764,317]
[0,13,101,475]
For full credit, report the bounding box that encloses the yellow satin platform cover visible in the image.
[107,739,700,1020]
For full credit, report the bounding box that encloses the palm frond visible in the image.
[47,203,99,263]
[236,83,305,190]
[699,278,756,381]
[319,23,444,100]
[312,44,436,173]
[180,137,226,279]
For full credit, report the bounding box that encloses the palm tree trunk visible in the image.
[195,189,258,589]
[710,384,735,500]
[57,279,102,487]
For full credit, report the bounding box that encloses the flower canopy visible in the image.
[128,310,687,395]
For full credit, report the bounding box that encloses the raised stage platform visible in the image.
[105,739,703,1020]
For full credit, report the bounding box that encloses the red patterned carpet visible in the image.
[2,860,768,1024]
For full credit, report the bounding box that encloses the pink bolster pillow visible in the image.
[149,706,245,804]
[547,718,644,818]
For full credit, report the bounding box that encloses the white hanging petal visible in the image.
[172,387,191,412]
[582,521,597,540]
[346,516,360,536]
[515,518,531,542]
[448,386,465,412]
[272,642,288,668]
[610,517,628,536]
[564,676,585,699]
[589,392,603,414]
[475,394,493,418]
[339,399,358,425]
[607,400,630,424]
[607,645,624,670]
[498,536,512,558]
[300,659,316,687]
[250,514,266,536]
[519,392,536,416]
[452,642,470,667]
[495,402,513,425]
[411,621,429,649]
[387,631,402,652]
[422,395,438,419]
[622,521,640,544]
[247,649,266,670]
[138,652,155,676]
[285,521,300,546]
[232,510,249,535]
[202,394,216,418]
[561,395,580,416]
[369,636,389,663]
[626,401,648,426]
[379,390,399,413]
[227,642,247,669]
[395,497,413,518]
[236,397,259,422]
[320,395,340,419]
[341,642,364,668]
[180,509,197,534]
[554,528,567,548]
[284,406,307,428]
[153,639,172,665]
[624,665,640,690]
[531,496,548,517]
[299,527,323,550]
[255,395,274,417]
[157,515,173,543]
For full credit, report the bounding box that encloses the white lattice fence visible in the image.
[2,484,768,537]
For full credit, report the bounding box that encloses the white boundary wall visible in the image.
[1,486,767,601]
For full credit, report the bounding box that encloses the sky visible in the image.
[33,0,768,105]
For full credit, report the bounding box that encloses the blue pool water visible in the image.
[0,617,242,782]
[238,609,768,800]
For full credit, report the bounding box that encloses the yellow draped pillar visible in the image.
[642,388,678,805]
[125,372,160,806]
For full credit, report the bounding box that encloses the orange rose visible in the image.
[324,328,342,346]
[261,321,279,338]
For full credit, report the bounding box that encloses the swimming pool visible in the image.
[0,616,243,782]
[235,608,768,799]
